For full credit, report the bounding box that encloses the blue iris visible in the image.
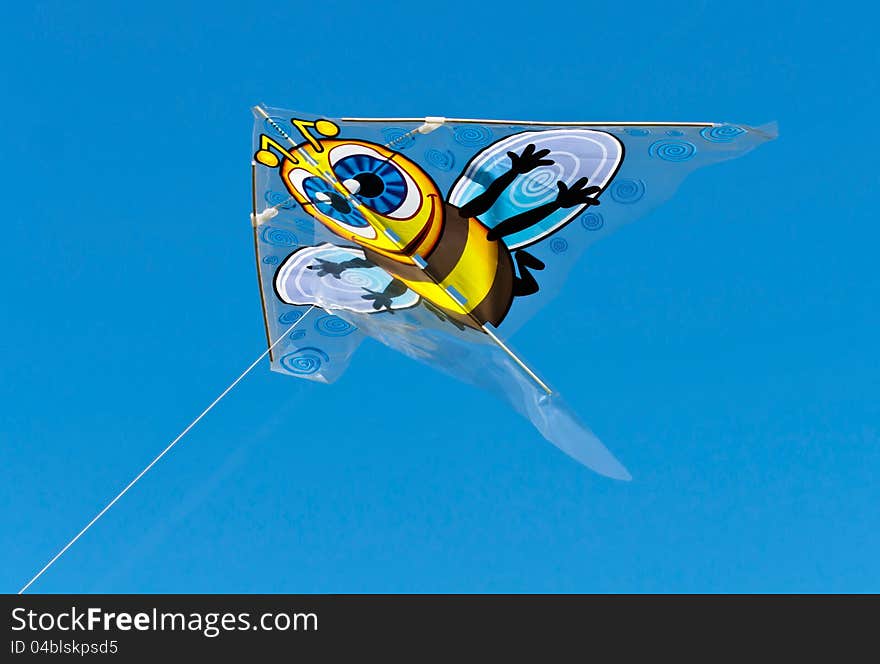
[302,177,369,228]
[334,154,408,215]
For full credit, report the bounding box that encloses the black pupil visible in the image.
[354,172,385,198]
[329,193,351,214]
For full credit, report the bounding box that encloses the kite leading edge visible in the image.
[251,105,776,479]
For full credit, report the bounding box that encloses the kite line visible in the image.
[18,306,315,594]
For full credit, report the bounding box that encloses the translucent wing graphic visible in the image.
[274,244,419,313]
[448,128,624,249]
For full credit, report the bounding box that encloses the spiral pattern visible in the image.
[264,190,295,209]
[279,310,305,324]
[424,148,455,171]
[262,255,280,265]
[279,347,328,375]
[288,329,306,341]
[338,266,386,292]
[550,237,569,254]
[382,128,415,149]
[649,140,697,162]
[700,125,746,143]
[666,129,685,137]
[453,125,492,147]
[625,128,650,137]
[508,165,563,207]
[315,315,357,337]
[260,226,298,247]
[580,211,604,231]
[610,178,646,204]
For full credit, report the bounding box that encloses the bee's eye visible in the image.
[284,166,377,240]
[334,154,407,215]
[328,145,425,220]
[297,176,377,241]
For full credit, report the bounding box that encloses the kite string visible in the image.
[18,306,315,594]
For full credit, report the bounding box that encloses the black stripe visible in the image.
[423,203,473,281]
[470,245,514,327]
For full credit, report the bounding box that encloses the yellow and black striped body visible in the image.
[364,203,515,330]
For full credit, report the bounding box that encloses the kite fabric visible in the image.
[250,106,776,479]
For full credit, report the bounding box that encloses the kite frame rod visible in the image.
[340,117,717,127]
[481,325,552,394]
[251,161,276,359]
[252,105,553,395]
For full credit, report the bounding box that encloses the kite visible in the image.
[19,106,776,594]
[249,106,776,480]
[17,108,776,593]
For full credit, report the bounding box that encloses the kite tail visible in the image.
[492,355,632,481]
[518,390,631,481]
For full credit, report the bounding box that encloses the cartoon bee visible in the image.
[257,118,612,331]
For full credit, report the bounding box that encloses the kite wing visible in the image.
[442,120,776,332]
[309,294,632,480]
[251,172,367,383]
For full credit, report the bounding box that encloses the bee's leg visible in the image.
[512,250,545,297]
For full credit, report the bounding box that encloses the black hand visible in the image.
[555,178,602,209]
[308,258,345,278]
[508,143,554,174]
[459,145,554,219]
[361,279,408,312]
[361,289,394,312]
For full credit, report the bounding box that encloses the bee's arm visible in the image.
[486,201,560,241]
[457,168,520,218]
[487,178,601,241]
[458,144,554,218]
[308,256,373,278]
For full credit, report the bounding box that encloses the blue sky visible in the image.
[1,1,877,592]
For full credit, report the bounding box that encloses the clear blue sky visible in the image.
[1,1,877,593]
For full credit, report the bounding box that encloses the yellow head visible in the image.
[279,139,443,261]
